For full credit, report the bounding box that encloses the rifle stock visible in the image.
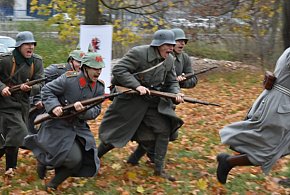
[9,74,58,93]
[115,86,220,107]
[34,89,132,125]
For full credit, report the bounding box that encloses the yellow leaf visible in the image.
[127,171,137,180]
[136,186,145,193]
[112,163,122,170]
[196,178,208,190]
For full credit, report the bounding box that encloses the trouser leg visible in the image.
[0,147,5,158]
[97,142,114,158]
[153,134,169,173]
[47,140,82,189]
[216,153,253,184]
[5,146,18,170]
[127,144,147,165]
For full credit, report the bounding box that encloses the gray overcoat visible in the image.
[174,52,198,88]
[24,71,104,177]
[220,47,290,174]
[99,45,184,148]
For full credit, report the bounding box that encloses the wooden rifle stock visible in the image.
[34,89,132,125]
[181,66,218,81]
[115,86,220,107]
[9,74,58,93]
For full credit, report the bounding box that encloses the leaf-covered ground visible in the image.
[1,69,290,194]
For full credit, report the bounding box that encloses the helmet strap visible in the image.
[83,66,93,82]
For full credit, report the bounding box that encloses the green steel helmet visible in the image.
[67,50,85,62]
[171,28,188,44]
[81,52,105,69]
[150,29,176,46]
[15,31,37,47]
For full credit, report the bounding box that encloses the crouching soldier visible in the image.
[24,52,105,191]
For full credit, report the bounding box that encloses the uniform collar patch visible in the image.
[79,77,87,88]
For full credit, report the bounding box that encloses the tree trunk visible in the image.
[283,0,290,50]
[85,0,102,25]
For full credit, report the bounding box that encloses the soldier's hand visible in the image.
[52,106,63,117]
[1,86,11,97]
[20,84,32,92]
[35,101,43,109]
[74,101,85,111]
[177,73,186,82]
[136,86,150,95]
[175,93,185,103]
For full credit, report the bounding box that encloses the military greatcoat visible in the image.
[24,71,104,177]
[174,52,198,88]
[0,51,44,147]
[220,47,290,174]
[99,45,184,148]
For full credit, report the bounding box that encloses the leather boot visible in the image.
[154,154,176,182]
[97,142,114,158]
[127,145,146,165]
[37,161,47,179]
[216,153,253,184]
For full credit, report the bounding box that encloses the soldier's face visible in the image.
[174,40,186,54]
[86,67,102,82]
[71,60,81,72]
[19,43,35,58]
[158,44,174,58]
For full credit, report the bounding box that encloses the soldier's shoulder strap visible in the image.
[56,63,67,69]
[65,70,78,78]
[32,53,43,60]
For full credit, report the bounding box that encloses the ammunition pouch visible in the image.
[263,71,276,90]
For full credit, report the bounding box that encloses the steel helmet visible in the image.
[15,31,37,47]
[150,29,176,46]
[81,52,105,69]
[171,28,188,44]
[67,50,85,62]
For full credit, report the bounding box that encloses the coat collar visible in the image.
[147,46,164,63]
[78,71,96,89]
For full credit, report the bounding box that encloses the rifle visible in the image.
[115,86,220,107]
[34,89,132,125]
[181,66,218,81]
[9,74,58,93]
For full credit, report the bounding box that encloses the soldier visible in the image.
[0,31,44,177]
[24,52,105,191]
[98,29,184,181]
[28,49,85,134]
[127,28,198,165]
[216,47,290,184]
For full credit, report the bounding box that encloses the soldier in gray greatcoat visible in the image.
[97,29,185,181]
[216,47,290,184]
[0,31,44,177]
[24,52,105,191]
[28,49,85,134]
[127,28,198,165]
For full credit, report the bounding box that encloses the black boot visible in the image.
[216,153,233,184]
[216,153,253,184]
[154,154,176,182]
[97,142,114,158]
[127,145,146,165]
[37,161,47,179]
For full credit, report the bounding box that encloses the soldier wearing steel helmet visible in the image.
[24,52,105,191]
[97,29,184,181]
[0,31,44,177]
[126,28,198,166]
[28,49,85,134]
